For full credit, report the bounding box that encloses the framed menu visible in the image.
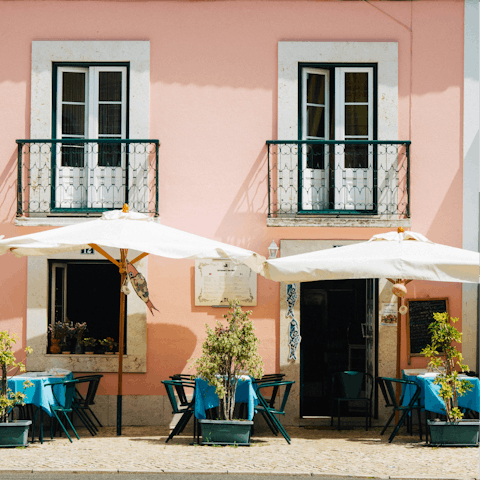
[406,297,448,362]
[195,259,257,306]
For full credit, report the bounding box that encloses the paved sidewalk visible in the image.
[0,426,478,479]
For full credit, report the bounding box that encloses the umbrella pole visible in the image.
[117,249,127,436]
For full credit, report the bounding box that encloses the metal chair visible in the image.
[377,376,423,443]
[254,373,285,407]
[43,379,81,443]
[254,380,294,444]
[162,379,196,443]
[169,374,194,407]
[72,375,103,435]
[330,371,373,431]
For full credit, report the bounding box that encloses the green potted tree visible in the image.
[0,331,33,447]
[421,312,478,446]
[191,300,264,445]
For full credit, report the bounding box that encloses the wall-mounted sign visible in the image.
[195,259,257,306]
[81,248,94,255]
[381,302,397,325]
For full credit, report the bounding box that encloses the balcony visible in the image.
[267,140,410,227]
[16,139,159,218]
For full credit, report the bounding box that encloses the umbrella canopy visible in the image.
[0,210,265,273]
[0,208,266,435]
[262,230,480,284]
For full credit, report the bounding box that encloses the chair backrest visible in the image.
[333,371,373,400]
[377,376,420,409]
[45,379,79,409]
[169,374,194,407]
[254,374,286,407]
[256,380,294,414]
[74,375,103,406]
[162,379,194,414]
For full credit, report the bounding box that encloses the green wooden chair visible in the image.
[44,379,81,443]
[72,375,103,436]
[162,379,196,443]
[254,380,294,444]
[331,371,373,431]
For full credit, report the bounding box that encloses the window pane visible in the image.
[61,144,85,168]
[307,106,325,138]
[99,71,122,102]
[345,145,368,169]
[345,72,368,103]
[62,72,85,103]
[345,105,368,136]
[99,104,122,135]
[98,142,122,167]
[307,73,325,105]
[306,144,325,170]
[62,104,85,135]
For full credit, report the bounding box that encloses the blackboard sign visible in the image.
[406,298,448,360]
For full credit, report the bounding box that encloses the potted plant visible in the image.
[73,322,88,354]
[191,300,264,445]
[0,331,33,447]
[81,337,97,354]
[421,312,478,446]
[47,321,69,354]
[99,337,118,354]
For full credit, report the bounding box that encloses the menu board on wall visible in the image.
[406,298,448,360]
[195,259,257,306]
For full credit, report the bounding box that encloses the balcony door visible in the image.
[55,66,127,210]
[301,66,375,212]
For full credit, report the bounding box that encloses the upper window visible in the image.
[299,64,376,212]
[53,64,129,210]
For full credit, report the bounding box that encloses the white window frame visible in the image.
[274,41,405,228]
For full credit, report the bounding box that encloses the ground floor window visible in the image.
[48,260,126,354]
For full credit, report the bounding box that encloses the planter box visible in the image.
[0,420,32,447]
[428,419,480,447]
[199,419,253,446]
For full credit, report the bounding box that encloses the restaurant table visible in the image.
[195,376,258,420]
[402,370,480,415]
[7,371,74,416]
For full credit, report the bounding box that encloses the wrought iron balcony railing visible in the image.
[16,139,160,216]
[267,140,410,218]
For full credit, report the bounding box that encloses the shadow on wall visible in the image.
[0,149,18,224]
[215,146,269,249]
[151,323,197,382]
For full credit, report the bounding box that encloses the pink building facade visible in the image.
[0,0,478,427]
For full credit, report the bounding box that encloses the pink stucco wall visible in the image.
[0,0,466,395]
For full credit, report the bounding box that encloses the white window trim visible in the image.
[27,249,147,374]
[271,41,407,228]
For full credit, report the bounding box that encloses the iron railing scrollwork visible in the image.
[16,139,160,216]
[266,140,410,218]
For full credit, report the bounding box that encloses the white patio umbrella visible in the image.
[261,229,480,381]
[262,230,480,284]
[0,207,266,435]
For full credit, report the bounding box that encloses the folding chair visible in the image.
[254,380,294,444]
[378,376,423,443]
[254,373,285,407]
[162,379,196,443]
[43,379,81,443]
[330,371,373,431]
[170,374,194,407]
[72,375,103,436]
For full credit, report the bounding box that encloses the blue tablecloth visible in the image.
[195,377,258,420]
[8,372,74,415]
[402,371,479,415]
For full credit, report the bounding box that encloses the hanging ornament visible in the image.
[126,260,159,315]
[399,305,408,315]
[121,277,131,295]
[392,281,407,298]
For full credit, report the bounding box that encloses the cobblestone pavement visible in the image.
[0,426,478,479]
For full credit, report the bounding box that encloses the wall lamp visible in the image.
[268,240,279,259]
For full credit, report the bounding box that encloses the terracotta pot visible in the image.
[85,351,95,355]
[62,351,71,355]
[104,352,114,355]
[49,338,61,354]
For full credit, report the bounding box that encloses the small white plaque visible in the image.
[195,259,257,306]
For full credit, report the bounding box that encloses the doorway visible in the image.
[300,279,377,417]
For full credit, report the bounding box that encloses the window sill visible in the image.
[15,214,161,227]
[267,216,411,228]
